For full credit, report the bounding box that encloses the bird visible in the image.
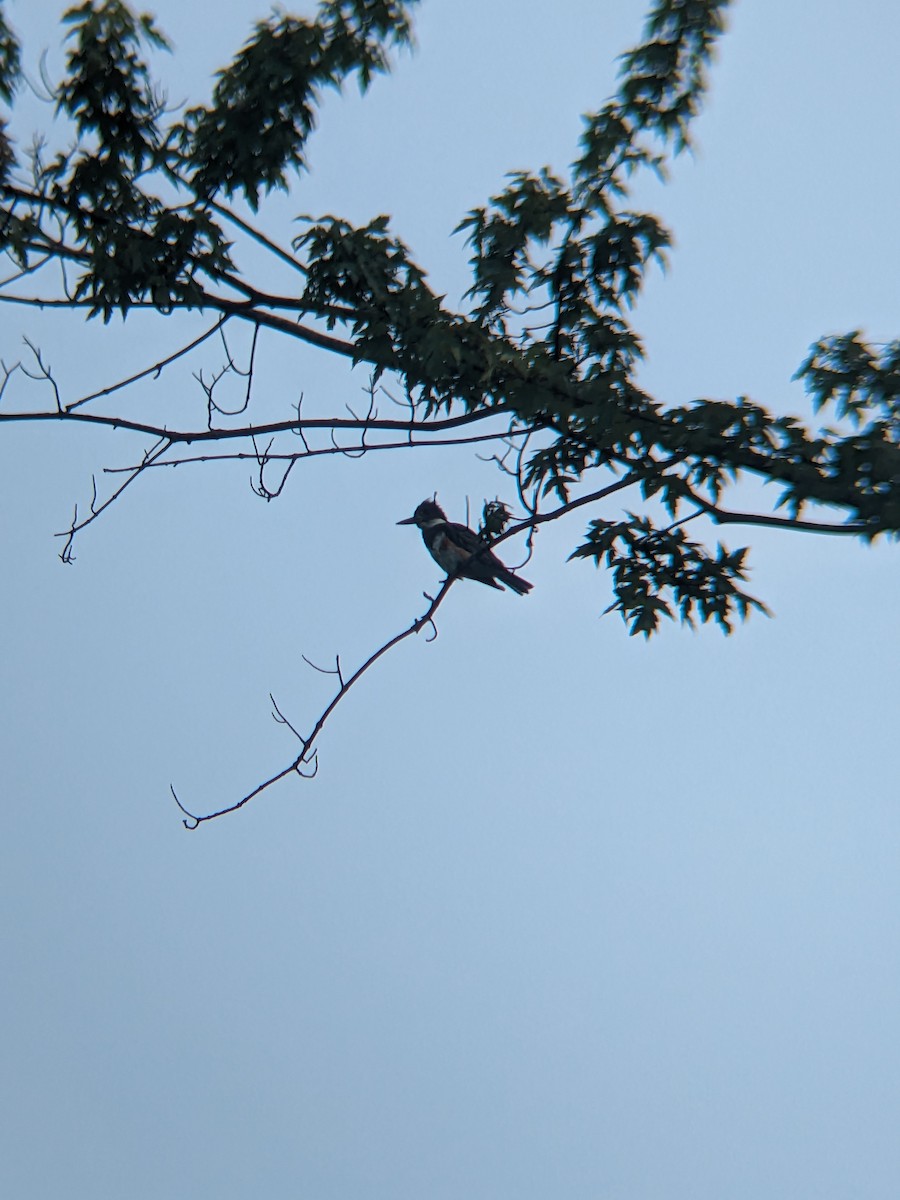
[397,499,533,595]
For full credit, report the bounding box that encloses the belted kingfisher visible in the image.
[397,499,533,595]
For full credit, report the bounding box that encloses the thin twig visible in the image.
[66,317,229,410]
[56,437,173,562]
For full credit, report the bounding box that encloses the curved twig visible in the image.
[171,467,660,828]
[171,574,458,827]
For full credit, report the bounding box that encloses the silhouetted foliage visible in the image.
[2,0,896,631]
[1,0,897,818]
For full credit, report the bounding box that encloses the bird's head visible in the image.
[397,498,447,529]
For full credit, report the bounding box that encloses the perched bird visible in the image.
[398,499,533,595]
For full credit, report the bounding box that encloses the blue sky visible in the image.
[1,2,899,1197]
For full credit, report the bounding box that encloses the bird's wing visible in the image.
[444,522,485,555]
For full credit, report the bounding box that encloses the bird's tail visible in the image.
[495,566,533,596]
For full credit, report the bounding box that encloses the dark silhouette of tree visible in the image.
[1,0,897,822]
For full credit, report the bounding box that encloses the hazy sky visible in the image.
[2,2,899,1197]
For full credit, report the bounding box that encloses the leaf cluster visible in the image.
[0,4,21,184]
[180,0,418,208]
[0,0,897,634]
[571,513,767,637]
[478,499,513,541]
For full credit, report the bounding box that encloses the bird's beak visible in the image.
[396,516,417,525]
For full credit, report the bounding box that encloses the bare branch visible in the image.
[172,575,457,827]
[0,404,513,443]
[100,428,522,473]
[269,694,307,743]
[67,317,230,411]
[681,485,871,537]
[0,357,23,403]
[171,468,653,828]
[21,337,63,412]
[56,437,173,562]
[205,199,309,279]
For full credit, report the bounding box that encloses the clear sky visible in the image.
[1,2,899,1197]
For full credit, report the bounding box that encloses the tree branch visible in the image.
[170,468,648,827]
[56,436,173,562]
[67,317,230,410]
[171,575,457,828]
[682,487,871,537]
[101,428,524,474]
[0,404,513,443]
